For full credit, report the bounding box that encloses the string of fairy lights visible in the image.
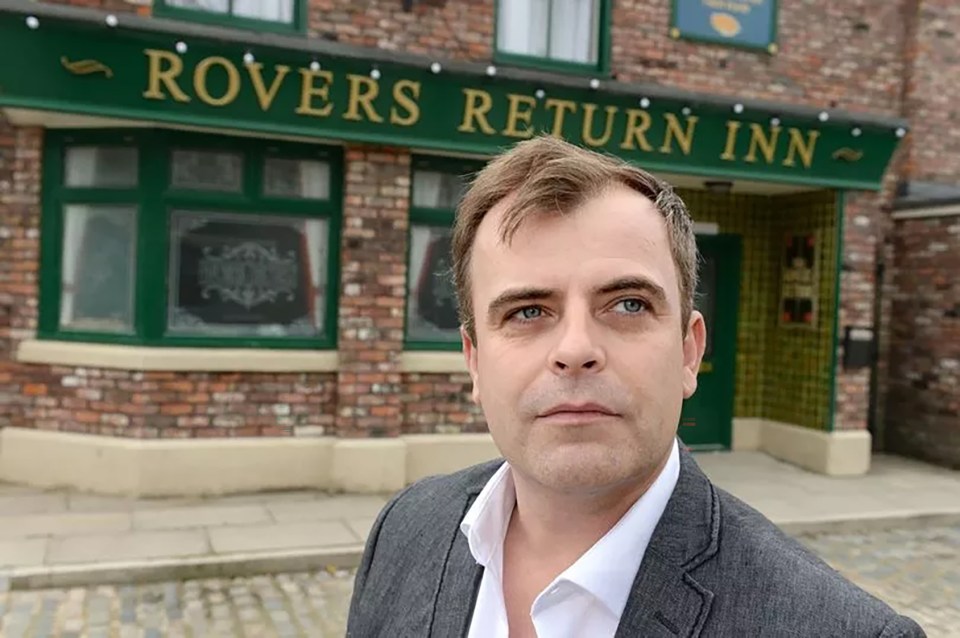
[21,11,909,140]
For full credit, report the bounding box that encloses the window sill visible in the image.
[492,52,610,78]
[16,340,339,373]
[400,351,468,374]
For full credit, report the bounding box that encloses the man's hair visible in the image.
[451,134,698,343]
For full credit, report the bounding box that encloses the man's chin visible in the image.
[520,443,644,493]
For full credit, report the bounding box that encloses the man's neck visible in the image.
[505,448,673,571]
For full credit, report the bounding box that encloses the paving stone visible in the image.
[133,505,270,531]
[0,512,132,539]
[267,495,387,523]
[0,538,47,567]
[208,520,358,553]
[0,494,68,516]
[47,530,208,564]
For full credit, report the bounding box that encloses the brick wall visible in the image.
[0,117,42,432]
[898,0,960,182]
[308,0,493,61]
[11,369,337,438]
[614,0,906,115]
[401,373,484,435]
[882,0,960,465]
[38,0,145,14]
[886,216,960,468]
[299,0,907,117]
[335,146,409,438]
[834,188,883,431]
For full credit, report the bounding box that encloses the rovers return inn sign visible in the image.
[0,9,902,190]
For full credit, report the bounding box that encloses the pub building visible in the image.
[0,0,916,496]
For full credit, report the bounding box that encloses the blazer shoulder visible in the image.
[702,487,925,636]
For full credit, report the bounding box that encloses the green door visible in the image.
[679,234,741,450]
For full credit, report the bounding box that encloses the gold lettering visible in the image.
[193,56,240,107]
[343,74,385,123]
[458,89,496,134]
[295,68,334,117]
[143,49,190,103]
[582,104,618,147]
[720,120,742,161]
[620,109,654,151]
[744,123,781,164]
[390,80,421,126]
[659,114,698,155]
[502,94,537,139]
[783,128,820,168]
[246,62,291,111]
[544,99,577,137]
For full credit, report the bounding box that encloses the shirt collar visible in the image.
[559,436,681,617]
[460,459,514,569]
[459,437,682,617]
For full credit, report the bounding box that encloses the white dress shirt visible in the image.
[460,437,681,638]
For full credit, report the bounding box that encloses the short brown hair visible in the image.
[451,134,698,342]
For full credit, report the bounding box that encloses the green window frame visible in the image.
[152,0,307,35]
[39,129,342,350]
[493,0,612,75]
[404,155,485,351]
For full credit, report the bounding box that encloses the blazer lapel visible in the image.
[429,492,484,638]
[615,444,721,638]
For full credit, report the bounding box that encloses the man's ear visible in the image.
[682,310,707,399]
[461,326,481,405]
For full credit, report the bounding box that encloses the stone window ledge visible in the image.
[15,340,339,373]
[399,351,468,374]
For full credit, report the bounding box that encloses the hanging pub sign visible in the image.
[670,0,779,53]
[779,232,818,328]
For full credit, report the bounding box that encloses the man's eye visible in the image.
[512,306,543,321]
[615,299,647,314]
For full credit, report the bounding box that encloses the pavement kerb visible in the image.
[2,544,366,591]
[777,511,960,536]
[4,510,960,591]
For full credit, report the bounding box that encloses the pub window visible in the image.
[496,0,611,72]
[40,130,341,349]
[405,157,483,350]
[155,0,304,33]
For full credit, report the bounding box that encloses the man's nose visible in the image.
[547,310,606,375]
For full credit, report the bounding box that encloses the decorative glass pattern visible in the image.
[171,150,244,192]
[168,210,328,337]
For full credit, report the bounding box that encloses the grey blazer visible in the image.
[347,445,926,637]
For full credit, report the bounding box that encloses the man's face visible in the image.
[462,185,706,493]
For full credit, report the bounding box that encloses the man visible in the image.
[346,135,925,637]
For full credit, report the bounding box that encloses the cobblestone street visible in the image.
[0,523,957,637]
[797,523,960,638]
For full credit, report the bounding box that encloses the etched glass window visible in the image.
[168,210,328,338]
[60,205,137,333]
[406,225,459,343]
[171,150,244,192]
[412,170,469,210]
[263,158,330,200]
[65,146,138,188]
